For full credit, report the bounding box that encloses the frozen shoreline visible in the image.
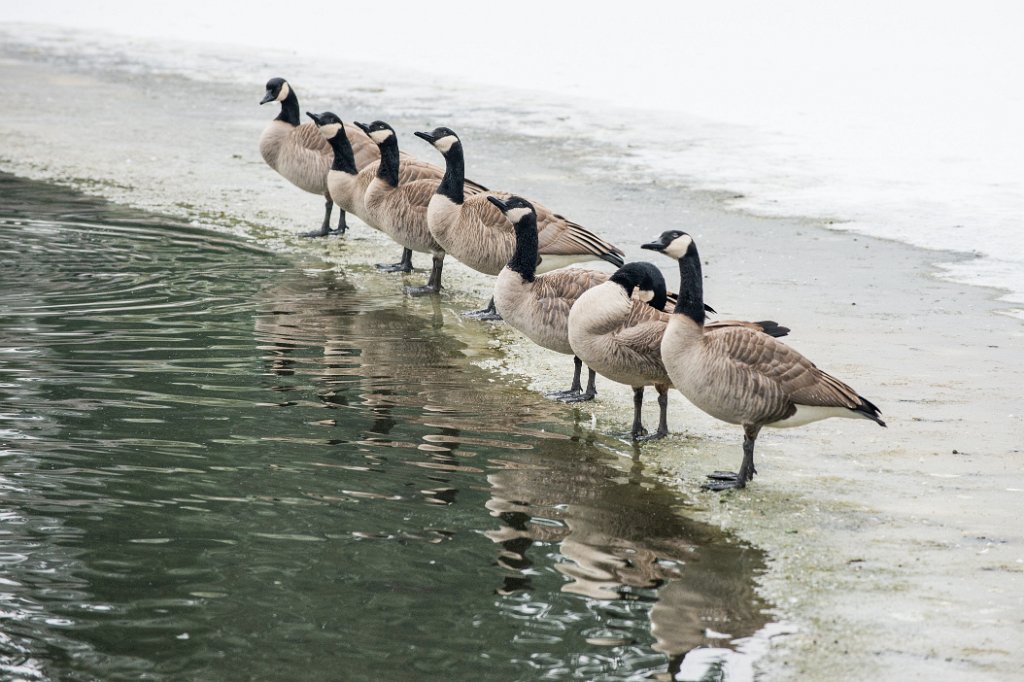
[2,40,1024,681]
[2,18,1023,318]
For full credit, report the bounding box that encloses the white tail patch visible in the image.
[503,206,533,224]
[369,128,394,144]
[276,82,291,103]
[319,122,342,140]
[434,135,458,153]
[769,405,864,428]
[663,234,693,260]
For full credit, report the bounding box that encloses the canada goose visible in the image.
[259,77,380,238]
[642,230,885,490]
[414,127,625,319]
[569,261,790,440]
[354,120,448,294]
[487,195,610,401]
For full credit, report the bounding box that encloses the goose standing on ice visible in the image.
[259,77,378,237]
[487,195,610,401]
[414,127,625,320]
[355,120,449,293]
[642,230,885,489]
[568,261,790,440]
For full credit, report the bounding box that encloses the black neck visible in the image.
[507,216,539,282]
[375,135,401,187]
[274,89,301,126]
[328,130,358,175]
[674,246,706,325]
[649,284,668,311]
[609,271,635,299]
[436,142,465,205]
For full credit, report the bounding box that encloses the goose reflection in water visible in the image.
[485,438,771,677]
[250,265,773,678]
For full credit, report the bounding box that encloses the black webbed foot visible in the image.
[376,261,414,273]
[702,471,747,491]
[300,226,341,238]
[464,308,502,321]
[559,388,596,403]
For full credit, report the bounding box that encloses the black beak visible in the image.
[306,111,323,125]
[259,90,276,105]
[414,131,436,144]
[640,239,666,252]
[487,196,509,213]
[354,121,371,135]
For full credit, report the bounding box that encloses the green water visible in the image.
[0,174,771,681]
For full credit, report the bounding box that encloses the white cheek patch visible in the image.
[319,122,342,139]
[277,82,291,102]
[504,207,533,224]
[664,234,693,259]
[638,289,655,303]
[434,135,458,153]
[369,129,394,144]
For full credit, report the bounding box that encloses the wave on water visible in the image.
[2,18,1023,318]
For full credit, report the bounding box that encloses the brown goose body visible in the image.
[661,318,873,428]
[428,192,623,276]
[569,279,673,389]
[416,127,624,277]
[260,119,379,196]
[495,266,610,355]
[643,230,884,489]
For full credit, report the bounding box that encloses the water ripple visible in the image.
[0,174,773,681]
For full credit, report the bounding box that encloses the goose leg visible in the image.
[560,367,597,403]
[406,253,444,296]
[636,384,670,441]
[704,424,761,491]
[302,197,343,238]
[629,386,648,439]
[464,296,502,321]
[377,248,414,273]
[546,356,583,399]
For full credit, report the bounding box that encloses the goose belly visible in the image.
[494,278,572,355]
[327,172,368,219]
[369,197,438,255]
[660,322,748,425]
[572,332,666,388]
[275,151,328,195]
[260,123,328,195]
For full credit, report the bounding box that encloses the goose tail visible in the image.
[753,320,790,338]
[852,396,886,427]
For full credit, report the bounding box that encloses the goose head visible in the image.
[353,120,397,146]
[306,111,345,141]
[610,262,669,309]
[414,126,461,155]
[486,195,536,227]
[641,230,696,260]
[260,77,291,105]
